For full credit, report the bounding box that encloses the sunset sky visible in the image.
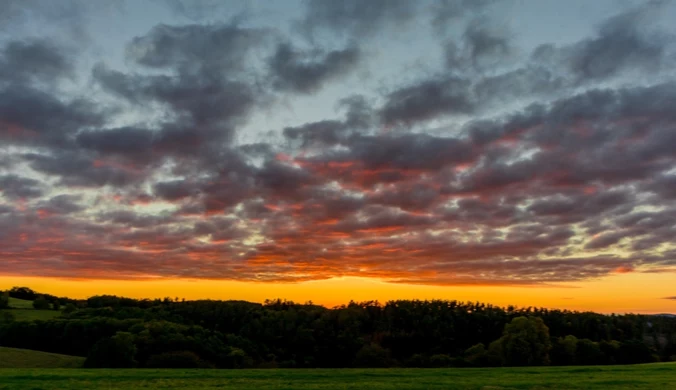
[1,0,676,314]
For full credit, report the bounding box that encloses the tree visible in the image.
[84,332,138,368]
[33,296,50,310]
[497,316,552,366]
[0,291,9,309]
[575,338,604,365]
[62,303,77,314]
[52,301,61,311]
[551,335,577,365]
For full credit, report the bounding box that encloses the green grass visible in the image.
[0,347,84,369]
[0,364,674,389]
[8,297,34,309]
[1,297,62,321]
[1,309,61,321]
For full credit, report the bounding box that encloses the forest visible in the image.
[1,287,675,369]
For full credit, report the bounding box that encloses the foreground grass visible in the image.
[0,364,674,390]
[0,347,84,369]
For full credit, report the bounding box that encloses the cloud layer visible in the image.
[2,0,676,286]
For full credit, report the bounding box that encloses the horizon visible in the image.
[2,0,676,315]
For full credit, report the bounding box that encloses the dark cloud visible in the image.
[0,85,104,148]
[23,152,144,188]
[0,174,44,200]
[269,43,361,94]
[0,39,74,85]
[36,194,85,215]
[380,77,474,126]
[664,296,676,300]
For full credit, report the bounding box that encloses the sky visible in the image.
[1,0,676,314]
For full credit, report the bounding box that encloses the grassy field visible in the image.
[0,364,674,389]
[1,297,62,321]
[0,347,84,369]
[7,297,34,309]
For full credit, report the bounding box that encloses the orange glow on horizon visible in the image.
[1,272,675,314]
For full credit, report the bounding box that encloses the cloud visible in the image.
[2,0,676,287]
[533,1,673,81]
[0,39,74,85]
[380,77,474,126]
[268,43,361,94]
[0,174,44,200]
[300,0,417,39]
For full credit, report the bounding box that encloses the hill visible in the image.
[0,347,84,368]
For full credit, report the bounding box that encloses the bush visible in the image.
[353,343,393,368]
[429,354,453,367]
[62,303,77,314]
[0,311,15,323]
[32,296,50,310]
[146,351,210,368]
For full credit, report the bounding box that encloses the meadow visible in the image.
[0,364,674,390]
[0,297,61,321]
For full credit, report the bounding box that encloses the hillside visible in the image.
[0,347,84,368]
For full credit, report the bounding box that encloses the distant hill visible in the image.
[0,347,85,368]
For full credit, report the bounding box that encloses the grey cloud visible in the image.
[24,152,144,188]
[446,17,514,70]
[380,77,474,126]
[533,1,671,81]
[300,0,417,39]
[126,23,267,73]
[269,43,361,94]
[0,174,43,200]
[0,85,104,148]
[0,39,74,85]
[431,0,497,34]
[76,127,155,156]
[36,194,84,215]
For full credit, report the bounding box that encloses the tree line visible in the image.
[1,287,675,368]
